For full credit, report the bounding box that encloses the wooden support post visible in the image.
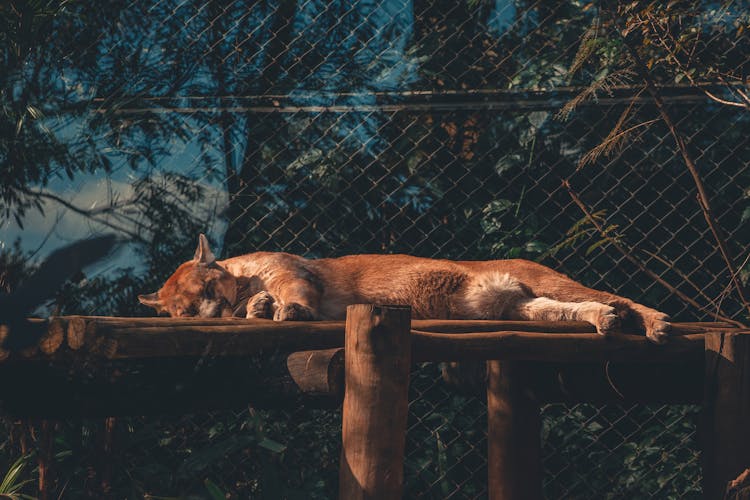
[339,304,411,500]
[704,331,750,499]
[487,360,542,500]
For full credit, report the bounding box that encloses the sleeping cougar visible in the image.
[138,234,670,343]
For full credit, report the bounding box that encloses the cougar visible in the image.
[138,235,670,343]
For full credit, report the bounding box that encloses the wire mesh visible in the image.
[2,0,749,498]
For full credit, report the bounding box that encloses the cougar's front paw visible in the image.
[245,291,275,319]
[645,313,671,344]
[274,302,316,321]
[595,305,620,336]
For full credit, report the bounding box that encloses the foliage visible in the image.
[0,454,35,499]
[1,0,748,498]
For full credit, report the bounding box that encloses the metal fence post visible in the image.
[339,304,412,499]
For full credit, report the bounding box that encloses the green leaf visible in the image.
[585,238,610,256]
[524,240,547,254]
[204,479,226,500]
[0,454,31,494]
[257,438,286,454]
[741,207,750,223]
[179,435,254,476]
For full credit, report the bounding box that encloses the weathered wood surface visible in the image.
[66,317,86,350]
[0,315,730,363]
[487,361,542,500]
[703,331,750,500]
[0,315,730,417]
[412,331,709,363]
[339,304,412,500]
[287,348,345,398]
[725,469,750,500]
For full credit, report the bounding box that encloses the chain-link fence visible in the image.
[2,0,749,498]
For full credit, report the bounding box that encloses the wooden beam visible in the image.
[412,331,709,363]
[1,317,730,364]
[339,305,412,500]
[703,331,750,499]
[287,348,345,398]
[20,325,719,363]
[487,361,542,500]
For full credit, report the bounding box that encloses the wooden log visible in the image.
[703,331,750,500]
[339,304,412,500]
[0,325,9,362]
[49,316,730,334]
[5,317,730,362]
[66,317,86,350]
[40,318,65,355]
[97,323,347,358]
[9,329,713,364]
[725,469,750,500]
[287,348,345,398]
[412,331,709,363]
[412,320,729,335]
[487,360,542,500]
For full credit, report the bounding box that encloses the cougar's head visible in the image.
[138,234,238,317]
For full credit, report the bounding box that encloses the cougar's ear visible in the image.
[194,233,216,266]
[138,292,163,309]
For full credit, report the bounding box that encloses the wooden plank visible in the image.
[487,361,542,500]
[339,304,412,500]
[5,331,714,364]
[703,331,750,499]
[412,331,710,363]
[1,317,731,363]
[32,316,732,333]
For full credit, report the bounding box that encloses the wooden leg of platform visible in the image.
[487,360,542,500]
[703,331,750,499]
[339,304,412,500]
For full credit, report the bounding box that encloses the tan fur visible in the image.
[138,235,671,343]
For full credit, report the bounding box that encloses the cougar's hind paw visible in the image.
[646,316,671,344]
[596,306,621,336]
[245,291,275,319]
[274,302,316,321]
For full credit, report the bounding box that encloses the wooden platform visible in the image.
[0,316,738,416]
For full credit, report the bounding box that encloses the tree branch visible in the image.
[618,30,750,316]
[563,180,746,328]
[20,188,144,242]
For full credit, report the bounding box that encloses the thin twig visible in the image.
[619,30,750,315]
[639,248,730,316]
[564,180,746,327]
[20,188,144,242]
[645,14,750,111]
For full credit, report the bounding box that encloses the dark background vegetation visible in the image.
[1,0,749,498]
